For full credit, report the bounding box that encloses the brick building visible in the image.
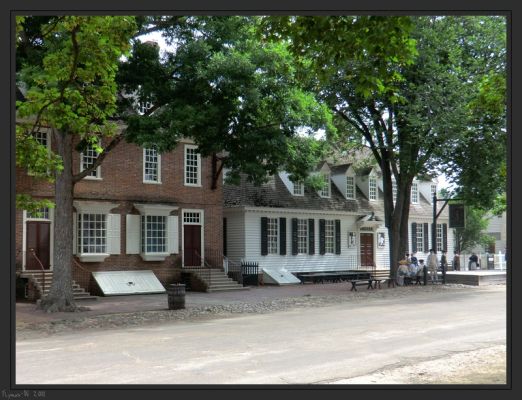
[16,129,224,295]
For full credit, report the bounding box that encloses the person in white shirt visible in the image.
[426,249,439,283]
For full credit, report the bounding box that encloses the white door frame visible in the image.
[22,208,54,271]
[181,209,204,268]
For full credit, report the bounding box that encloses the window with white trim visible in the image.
[141,215,167,253]
[77,214,107,254]
[143,148,161,183]
[392,181,398,204]
[320,173,330,198]
[325,220,335,254]
[267,218,278,254]
[185,145,201,186]
[293,181,304,196]
[369,177,377,201]
[81,145,101,179]
[411,182,419,204]
[34,131,49,147]
[431,184,437,201]
[436,224,443,252]
[416,224,424,253]
[183,212,201,224]
[27,207,50,220]
[297,219,308,254]
[346,176,355,199]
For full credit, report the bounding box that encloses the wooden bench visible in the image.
[346,272,374,291]
[370,270,396,289]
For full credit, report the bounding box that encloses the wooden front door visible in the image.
[184,225,202,267]
[360,233,374,268]
[26,221,51,270]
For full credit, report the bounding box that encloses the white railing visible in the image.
[456,252,506,271]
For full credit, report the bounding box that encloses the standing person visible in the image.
[440,250,448,272]
[427,249,439,283]
[453,251,460,271]
[469,253,478,270]
[410,252,419,269]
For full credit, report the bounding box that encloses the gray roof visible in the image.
[224,174,374,214]
[223,173,446,220]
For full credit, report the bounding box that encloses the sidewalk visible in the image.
[16,282,354,325]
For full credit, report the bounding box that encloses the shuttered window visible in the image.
[442,223,448,252]
[436,224,443,252]
[411,222,417,253]
[335,220,341,255]
[319,219,326,255]
[324,220,335,254]
[297,219,308,254]
[78,213,106,253]
[261,217,268,256]
[308,219,315,255]
[279,218,287,255]
[267,218,278,254]
[423,223,429,252]
[416,223,424,253]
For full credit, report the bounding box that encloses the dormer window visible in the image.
[320,173,331,198]
[369,176,377,201]
[411,182,419,204]
[346,176,355,199]
[293,181,304,196]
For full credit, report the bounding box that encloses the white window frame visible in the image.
[416,224,424,253]
[346,176,355,199]
[319,173,331,198]
[184,145,201,187]
[28,130,51,176]
[73,202,119,262]
[267,218,279,254]
[81,144,102,180]
[297,219,308,254]
[77,213,107,255]
[141,215,168,254]
[293,181,304,196]
[369,176,377,201]
[411,182,419,204]
[134,204,178,261]
[143,148,161,184]
[324,220,335,254]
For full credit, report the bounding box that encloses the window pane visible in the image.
[78,213,106,253]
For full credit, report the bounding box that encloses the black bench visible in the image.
[371,270,396,289]
[346,272,374,291]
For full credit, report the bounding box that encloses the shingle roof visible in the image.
[224,174,374,214]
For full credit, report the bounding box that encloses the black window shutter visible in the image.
[411,222,417,253]
[424,223,429,252]
[223,218,227,257]
[279,218,287,255]
[291,218,298,255]
[335,220,341,255]
[261,217,268,256]
[443,223,448,252]
[319,219,326,255]
[308,219,315,255]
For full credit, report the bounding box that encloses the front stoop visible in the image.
[19,271,98,301]
[184,268,249,292]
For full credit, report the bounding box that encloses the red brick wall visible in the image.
[16,137,224,287]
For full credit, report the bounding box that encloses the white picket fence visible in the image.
[455,252,507,271]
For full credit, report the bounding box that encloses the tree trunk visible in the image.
[38,132,79,312]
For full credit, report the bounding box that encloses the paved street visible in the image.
[16,285,506,385]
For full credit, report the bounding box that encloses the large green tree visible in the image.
[118,16,335,188]
[16,16,137,312]
[267,16,506,277]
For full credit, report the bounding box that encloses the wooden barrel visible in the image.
[167,284,185,310]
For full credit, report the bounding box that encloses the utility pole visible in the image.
[432,193,451,284]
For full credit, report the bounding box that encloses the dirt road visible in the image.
[16,285,506,385]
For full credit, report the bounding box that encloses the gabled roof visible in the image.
[224,173,374,214]
[330,163,352,175]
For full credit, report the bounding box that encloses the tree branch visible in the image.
[72,132,125,183]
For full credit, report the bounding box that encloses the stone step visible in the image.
[207,286,250,292]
